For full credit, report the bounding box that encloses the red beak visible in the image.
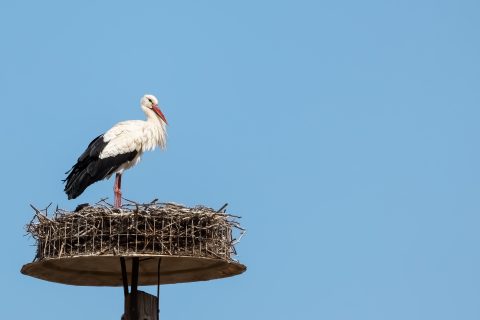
[152,105,168,124]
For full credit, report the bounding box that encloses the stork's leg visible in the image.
[114,173,122,208]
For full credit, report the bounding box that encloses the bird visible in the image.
[64,94,168,208]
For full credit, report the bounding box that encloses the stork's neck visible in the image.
[142,106,167,150]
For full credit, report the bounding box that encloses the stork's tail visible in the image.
[63,150,138,200]
[63,166,95,199]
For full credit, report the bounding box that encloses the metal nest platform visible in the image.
[21,201,246,286]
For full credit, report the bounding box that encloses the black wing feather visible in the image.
[64,134,138,200]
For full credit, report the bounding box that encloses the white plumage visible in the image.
[64,94,168,207]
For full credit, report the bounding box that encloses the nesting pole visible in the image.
[121,257,157,320]
[21,201,246,319]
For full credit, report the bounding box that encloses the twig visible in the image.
[216,203,229,213]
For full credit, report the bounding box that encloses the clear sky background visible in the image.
[1,1,480,319]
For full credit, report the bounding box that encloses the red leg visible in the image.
[114,173,122,208]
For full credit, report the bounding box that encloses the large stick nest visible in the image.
[27,200,245,262]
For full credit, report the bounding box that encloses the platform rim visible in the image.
[21,254,246,287]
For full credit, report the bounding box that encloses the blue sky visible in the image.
[1,1,480,319]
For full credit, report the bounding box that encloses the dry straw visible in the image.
[27,199,245,262]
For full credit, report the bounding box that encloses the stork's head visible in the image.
[141,94,168,124]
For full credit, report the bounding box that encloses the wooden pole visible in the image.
[121,258,159,320]
[124,291,158,320]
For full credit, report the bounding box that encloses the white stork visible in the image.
[64,94,168,207]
